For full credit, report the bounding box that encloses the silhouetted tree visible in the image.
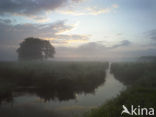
[17,37,55,60]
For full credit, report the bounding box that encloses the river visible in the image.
[0,64,126,117]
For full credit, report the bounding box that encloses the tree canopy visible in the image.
[17,37,55,60]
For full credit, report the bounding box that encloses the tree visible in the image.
[17,37,55,60]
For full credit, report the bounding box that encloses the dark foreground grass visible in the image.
[0,61,109,85]
[84,86,156,117]
[84,62,156,117]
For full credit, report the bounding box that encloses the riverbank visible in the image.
[84,62,156,117]
[0,61,127,117]
[0,61,109,103]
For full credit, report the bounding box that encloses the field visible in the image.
[84,62,156,117]
[0,61,108,104]
[1,61,156,117]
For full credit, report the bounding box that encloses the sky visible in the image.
[0,0,156,61]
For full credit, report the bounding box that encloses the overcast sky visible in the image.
[0,0,156,61]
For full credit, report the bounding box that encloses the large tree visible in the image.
[17,37,55,60]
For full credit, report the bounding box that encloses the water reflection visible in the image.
[0,64,126,117]
[0,71,106,104]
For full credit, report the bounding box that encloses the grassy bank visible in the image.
[84,62,156,117]
[0,61,108,103]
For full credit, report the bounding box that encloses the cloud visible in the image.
[71,0,87,3]
[55,40,132,61]
[57,4,119,16]
[86,4,118,15]
[52,34,90,40]
[111,40,131,48]
[0,20,90,45]
[79,42,106,51]
[57,10,85,16]
[0,18,12,24]
[26,15,51,23]
[51,34,90,46]
[0,20,69,45]
[147,29,156,40]
[54,41,156,61]
[55,42,107,60]
[0,0,87,17]
[0,0,68,15]
[0,20,91,60]
[52,39,88,46]
[55,39,156,62]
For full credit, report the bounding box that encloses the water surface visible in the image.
[0,64,126,117]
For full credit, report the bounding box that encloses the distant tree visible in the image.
[17,37,55,60]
